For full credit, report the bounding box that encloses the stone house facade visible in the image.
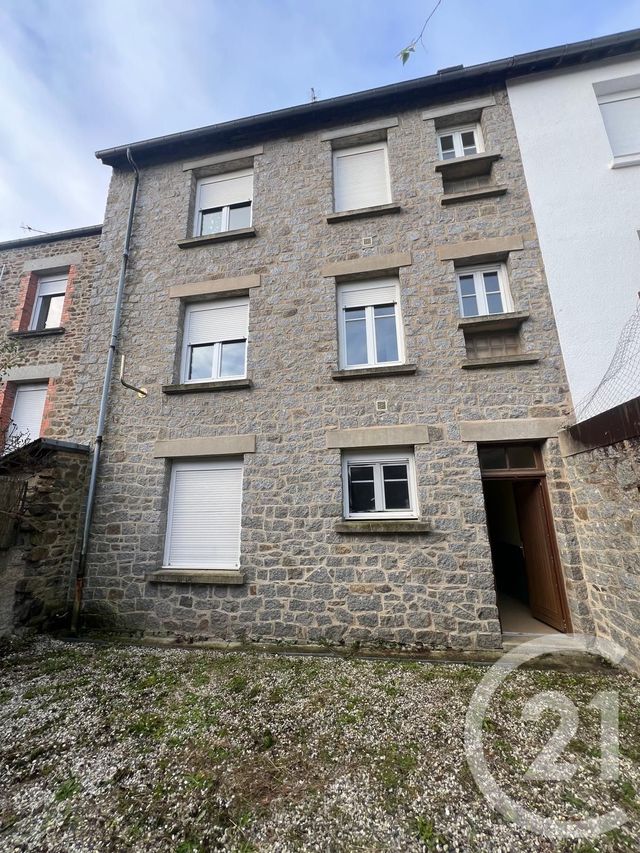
[0,225,103,445]
[76,53,606,649]
[0,226,101,634]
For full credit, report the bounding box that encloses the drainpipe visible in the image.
[71,148,140,634]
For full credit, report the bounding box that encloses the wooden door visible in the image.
[513,479,568,632]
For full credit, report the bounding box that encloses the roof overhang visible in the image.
[95,28,640,169]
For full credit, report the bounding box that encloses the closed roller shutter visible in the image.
[333,144,390,212]
[10,384,47,445]
[165,459,243,569]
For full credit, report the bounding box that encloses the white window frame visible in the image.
[342,449,419,520]
[29,274,68,331]
[332,141,392,212]
[9,382,48,447]
[596,86,640,162]
[456,264,513,318]
[193,168,253,237]
[437,124,484,160]
[337,278,405,369]
[163,458,243,570]
[180,297,249,384]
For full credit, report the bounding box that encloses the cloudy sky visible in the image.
[1,0,638,241]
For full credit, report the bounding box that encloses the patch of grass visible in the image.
[127,712,166,737]
[228,675,248,694]
[55,778,81,802]
[414,816,446,850]
[0,688,14,704]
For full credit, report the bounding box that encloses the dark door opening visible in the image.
[479,444,571,634]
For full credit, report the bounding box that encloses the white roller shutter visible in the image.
[197,170,253,209]
[333,143,391,212]
[598,91,640,156]
[339,278,398,309]
[11,384,47,445]
[36,275,67,297]
[165,460,243,568]
[185,298,249,346]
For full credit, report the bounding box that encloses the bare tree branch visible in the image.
[397,0,445,64]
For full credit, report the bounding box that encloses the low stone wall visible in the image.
[0,442,89,635]
[563,398,640,673]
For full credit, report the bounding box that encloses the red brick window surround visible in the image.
[12,265,76,333]
[0,379,53,448]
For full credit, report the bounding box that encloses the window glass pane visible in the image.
[200,208,223,235]
[478,446,508,470]
[483,272,500,293]
[348,465,375,513]
[507,445,537,469]
[344,310,368,365]
[43,294,65,329]
[220,341,246,377]
[461,295,479,317]
[458,275,476,297]
[374,307,398,362]
[461,131,477,154]
[34,297,51,331]
[382,464,410,510]
[383,479,410,510]
[383,465,407,480]
[486,292,504,314]
[228,202,252,230]
[439,135,455,159]
[349,465,374,482]
[189,344,215,380]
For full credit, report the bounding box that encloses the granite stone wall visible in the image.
[0,446,89,634]
[77,88,590,647]
[566,436,640,671]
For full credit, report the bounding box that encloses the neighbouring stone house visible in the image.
[74,36,634,650]
[0,225,102,445]
[0,226,101,632]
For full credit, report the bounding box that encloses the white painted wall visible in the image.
[507,57,640,419]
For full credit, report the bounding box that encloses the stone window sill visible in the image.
[441,186,507,206]
[331,363,417,381]
[435,152,501,180]
[147,569,245,585]
[461,353,540,369]
[178,228,257,249]
[326,203,402,223]
[458,312,529,333]
[162,378,252,395]
[334,520,431,534]
[8,327,65,339]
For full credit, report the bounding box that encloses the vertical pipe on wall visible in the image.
[70,148,140,634]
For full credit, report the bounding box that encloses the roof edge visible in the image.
[0,224,102,252]
[96,28,640,167]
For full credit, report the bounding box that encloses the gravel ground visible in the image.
[0,636,638,852]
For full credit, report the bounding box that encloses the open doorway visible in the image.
[479,443,571,634]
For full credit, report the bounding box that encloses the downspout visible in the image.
[71,148,140,634]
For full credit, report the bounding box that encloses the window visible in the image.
[464,331,521,360]
[30,274,67,331]
[596,82,640,159]
[456,265,513,317]
[333,142,391,212]
[164,459,243,569]
[437,125,483,160]
[342,450,418,519]
[10,383,47,446]
[337,279,404,369]
[181,298,248,383]
[194,169,253,236]
[478,444,541,474]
